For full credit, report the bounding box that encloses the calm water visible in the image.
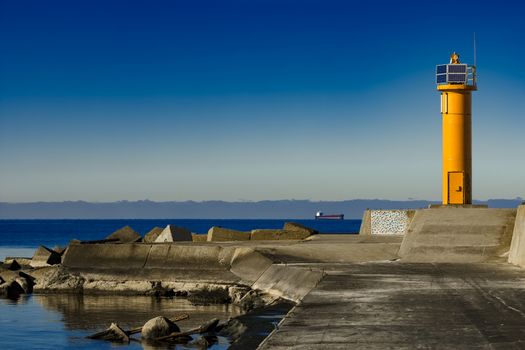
[0,294,241,350]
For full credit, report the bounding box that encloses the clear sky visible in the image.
[1,0,524,202]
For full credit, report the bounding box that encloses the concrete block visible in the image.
[509,205,525,267]
[370,210,415,235]
[155,225,192,242]
[6,259,21,271]
[144,227,163,243]
[358,209,372,235]
[252,264,324,302]
[105,226,142,243]
[229,248,273,284]
[283,222,318,236]
[4,257,32,266]
[30,246,62,268]
[399,207,517,263]
[191,233,208,242]
[250,229,284,240]
[52,246,67,255]
[207,227,250,242]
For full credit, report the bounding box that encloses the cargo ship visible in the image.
[315,211,344,220]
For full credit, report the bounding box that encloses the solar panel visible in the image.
[436,74,447,83]
[448,73,467,83]
[448,64,467,73]
[436,65,447,74]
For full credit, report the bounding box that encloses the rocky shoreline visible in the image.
[0,222,320,348]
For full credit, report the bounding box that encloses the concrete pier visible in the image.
[20,205,525,349]
[259,262,525,349]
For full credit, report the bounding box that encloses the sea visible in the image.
[0,219,360,350]
[0,219,361,260]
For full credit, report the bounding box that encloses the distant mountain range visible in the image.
[0,199,523,219]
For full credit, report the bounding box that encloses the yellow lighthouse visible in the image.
[436,52,477,205]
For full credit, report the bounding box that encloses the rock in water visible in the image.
[0,280,26,299]
[142,316,180,339]
[105,226,142,243]
[144,227,164,243]
[154,225,192,242]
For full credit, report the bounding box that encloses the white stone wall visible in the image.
[371,210,411,235]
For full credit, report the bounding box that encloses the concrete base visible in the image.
[398,207,516,262]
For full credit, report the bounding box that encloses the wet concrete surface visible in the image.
[259,262,525,349]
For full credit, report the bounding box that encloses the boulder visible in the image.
[30,246,62,268]
[154,225,192,242]
[144,227,164,243]
[0,279,26,299]
[282,222,318,239]
[105,226,142,243]
[14,276,33,294]
[207,227,250,242]
[141,316,180,339]
[191,233,207,242]
[250,229,284,240]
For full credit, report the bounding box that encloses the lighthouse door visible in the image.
[448,172,465,204]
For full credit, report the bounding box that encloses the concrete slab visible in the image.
[62,243,151,269]
[260,262,525,349]
[252,264,324,302]
[229,248,274,284]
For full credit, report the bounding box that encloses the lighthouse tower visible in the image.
[436,52,477,205]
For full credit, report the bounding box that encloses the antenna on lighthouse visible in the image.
[473,32,477,68]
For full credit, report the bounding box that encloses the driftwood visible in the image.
[155,318,220,342]
[87,314,190,341]
[87,323,130,343]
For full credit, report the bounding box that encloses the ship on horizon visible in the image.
[315,211,344,220]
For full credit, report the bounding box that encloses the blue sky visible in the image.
[1,0,524,202]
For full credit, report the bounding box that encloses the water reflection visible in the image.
[34,294,242,332]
